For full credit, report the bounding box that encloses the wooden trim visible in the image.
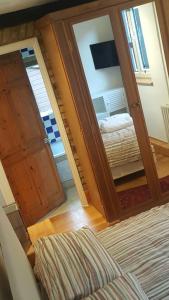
[0,160,15,205]
[109,5,161,202]
[155,0,169,83]
[52,21,120,222]
[150,137,169,157]
[33,38,88,207]
[37,23,109,218]
[36,0,151,27]
[110,0,151,10]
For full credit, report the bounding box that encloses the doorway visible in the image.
[21,46,82,219]
[0,38,87,226]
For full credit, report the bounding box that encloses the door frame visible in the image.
[52,0,169,214]
[110,0,169,201]
[0,37,88,208]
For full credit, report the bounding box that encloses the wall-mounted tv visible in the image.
[90,40,119,70]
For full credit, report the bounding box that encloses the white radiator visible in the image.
[92,88,128,115]
[161,105,169,142]
[103,88,128,114]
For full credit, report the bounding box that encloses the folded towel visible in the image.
[99,113,133,133]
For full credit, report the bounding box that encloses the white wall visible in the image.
[0,161,15,206]
[0,248,13,300]
[0,191,5,206]
[138,3,169,142]
[73,16,124,97]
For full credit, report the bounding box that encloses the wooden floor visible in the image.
[26,205,108,264]
[116,153,169,192]
[28,205,108,245]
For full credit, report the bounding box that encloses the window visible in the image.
[122,8,152,85]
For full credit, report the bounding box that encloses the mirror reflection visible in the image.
[73,15,151,209]
[122,2,169,195]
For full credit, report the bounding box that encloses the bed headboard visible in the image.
[0,204,41,300]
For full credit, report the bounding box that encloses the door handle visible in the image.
[44,137,50,144]
[129,102,140,109]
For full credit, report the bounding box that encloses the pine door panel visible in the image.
[0,90,21,159]
[26,146,65,209]
[0,51,65,226]
[4,159,42,226]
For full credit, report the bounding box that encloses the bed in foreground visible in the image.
[34,203,169,300]
[1,202,169,299]
[98,203,169,299]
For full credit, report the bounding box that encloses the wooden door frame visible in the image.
[62,0,169,203]
[110,0,169,202]
[48,22,120,221]
[40,0,169,214]
[0,37,88,208]
[62,0,158,206]
[37,0,152,26]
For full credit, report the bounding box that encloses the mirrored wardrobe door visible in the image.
[118,1,169,198]
[72,14,154,214]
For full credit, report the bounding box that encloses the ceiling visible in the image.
[0,0,56,15]
[0,0,95,28]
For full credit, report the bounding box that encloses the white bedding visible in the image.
[100,114,141,169]
[99,113,133,133]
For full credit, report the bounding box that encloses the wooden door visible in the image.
[0,51,65,226]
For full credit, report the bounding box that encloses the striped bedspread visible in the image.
[97,203,169,299]
[101,124,141,168]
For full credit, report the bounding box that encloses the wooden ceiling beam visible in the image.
[0,0,95,29]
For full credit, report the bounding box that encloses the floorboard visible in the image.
[26,205,108,265]
[28,205,108,244]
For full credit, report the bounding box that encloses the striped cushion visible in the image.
[84,273,149,300]
[34,227,123,300]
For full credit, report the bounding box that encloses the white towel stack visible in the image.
[99,113,133,133]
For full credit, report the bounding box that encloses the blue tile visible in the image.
[46,127,53,134]
[51,118,56,125]
[51,139,56,144]
[29,49,34,55]
[54,131,60,138]
[43,115,49,121]
[21,48,27,53]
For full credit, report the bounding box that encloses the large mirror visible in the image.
[73,15,152,210]
[121,2,169,196]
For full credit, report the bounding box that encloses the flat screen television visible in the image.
[90,40,119,70]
